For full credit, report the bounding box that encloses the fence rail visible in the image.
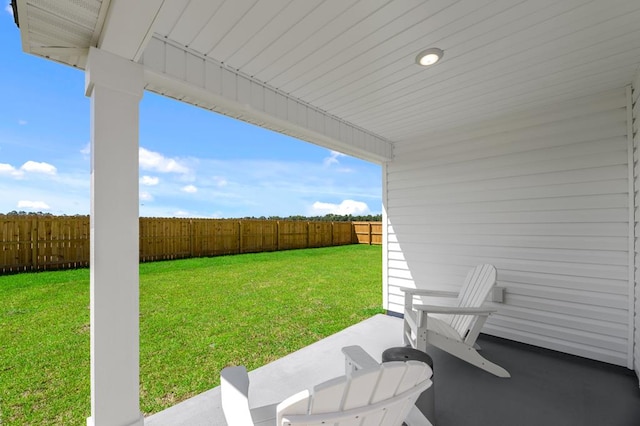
[0,216,381,273]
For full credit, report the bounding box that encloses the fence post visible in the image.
[31,216,38,271]
[368,222,372,245]
[238,220,243,254]
[189,219,194,258]
[331,222,334,246]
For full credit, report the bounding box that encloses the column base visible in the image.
[86,413,144,426]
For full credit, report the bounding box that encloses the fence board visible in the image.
[0,216,380,273]
[353,221,383,245]
[370,222,382,245]
[278,221,308,250]
[70,217,90,268]
[308,221,332,248]
[1,217,32,273]
[332,222,354,245]
[241,220,278,253]
[27,218,35,269]
[217,219,241,256]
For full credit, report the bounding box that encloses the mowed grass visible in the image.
[0,245,383,425]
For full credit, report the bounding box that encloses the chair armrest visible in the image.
[401,288,459,298]
[412,304,497,316]
[220,366,255,426]
[342,345,379,375]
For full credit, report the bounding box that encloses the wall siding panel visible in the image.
[386,89,632,367]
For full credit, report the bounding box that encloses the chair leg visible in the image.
[427,333,510,378]
[460,347,510,378]
[403,319,413,347]
[404,310,427,351]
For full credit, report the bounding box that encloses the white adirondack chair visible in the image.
[402,264,510,378]
[220,345,433,426]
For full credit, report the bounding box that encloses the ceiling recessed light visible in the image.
[416,48,444,66]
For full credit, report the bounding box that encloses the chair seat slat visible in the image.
[371,362,406,403]
[396,361,429,394]
[342,367,381,410]
[310,376,346,414]
[426,317,462,342]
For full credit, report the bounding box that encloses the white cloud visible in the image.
[18,200,50,210]
[140,191,153,201]
[213,177,227,187]
[0,161,56,178]
[139,147,190,174]
[323,150,346,167]
[0,163,20,177]
[310,200,370,216]
[5,2,13,16]
[140,175,159,186]
[18,120,27,126]
[80,143,90,156]
[182,184,197,193]
[174,210,189,217]
[20,161,57,175]
[0,164,14,173]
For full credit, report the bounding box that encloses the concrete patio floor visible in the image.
[144,314,640,426]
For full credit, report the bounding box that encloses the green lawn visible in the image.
[0,245,383,425]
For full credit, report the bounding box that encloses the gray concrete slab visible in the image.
[144,314,404,426]
[428,335,640,426]
[145,314,640,426]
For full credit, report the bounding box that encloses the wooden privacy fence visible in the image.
[1,217,381,273]
[353,221,382,245]
[0,216,90,273]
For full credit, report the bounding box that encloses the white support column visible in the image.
[85,47,144,426]
[381,162,389,312]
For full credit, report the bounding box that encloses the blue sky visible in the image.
[0,4,381,218]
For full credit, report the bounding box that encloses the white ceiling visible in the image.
[15,0,640,146]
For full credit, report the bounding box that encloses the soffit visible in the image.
[15,0,104,68]
[15,0,640,144]
[152,0,640,142]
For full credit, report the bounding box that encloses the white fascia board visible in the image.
[98,0,164,61]
[15,0,30,54]
[140,37,393,163]
[31,47,90,57]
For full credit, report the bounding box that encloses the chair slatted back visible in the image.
[277,361,432,426]
[450,264,496,336]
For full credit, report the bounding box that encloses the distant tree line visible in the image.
[1,211,382,221]
[2,211,56,216]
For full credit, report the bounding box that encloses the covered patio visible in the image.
[10,0,640,425]
[143,314,640,426]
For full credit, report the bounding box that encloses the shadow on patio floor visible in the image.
[431,334,640,426]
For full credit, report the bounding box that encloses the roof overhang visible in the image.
[12,0,640,161]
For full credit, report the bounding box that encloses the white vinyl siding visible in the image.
[633,71,640,381]
[386,88,632,367]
